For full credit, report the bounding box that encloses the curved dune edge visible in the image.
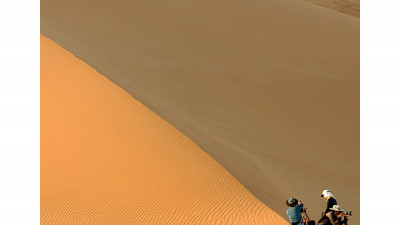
[40,35,288,224]
[41,0,360,222]
[304,0,360,17]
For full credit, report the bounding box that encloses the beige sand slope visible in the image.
[304,0,360,17]
[41,35,287,224]
[41,0,360,223]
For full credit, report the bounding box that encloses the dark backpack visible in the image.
[306,220,316,225]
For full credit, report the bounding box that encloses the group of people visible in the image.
[286,189,349,225]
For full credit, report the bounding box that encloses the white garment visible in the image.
[322,189,334,198]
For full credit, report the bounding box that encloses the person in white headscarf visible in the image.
[321,189,338,215]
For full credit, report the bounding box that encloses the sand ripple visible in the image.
[41,35,287,224]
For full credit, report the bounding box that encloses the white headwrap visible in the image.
[322,189,334,198]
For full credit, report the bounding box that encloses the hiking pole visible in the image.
[301,208,315,225]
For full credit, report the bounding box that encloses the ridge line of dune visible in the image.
[41,34,288,224]
[41,0,360,222]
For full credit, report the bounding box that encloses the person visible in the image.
[286,197,304,225]
[321,189,337,215]
[317,205,348,225]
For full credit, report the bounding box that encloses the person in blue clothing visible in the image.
[286,197,304,225]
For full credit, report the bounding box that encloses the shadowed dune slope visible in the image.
[41,35,287,224]
[41,0,360,223]
[304,0,360,17]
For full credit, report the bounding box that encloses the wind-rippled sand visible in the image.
[41,0,359,223]
[41,35,287,224]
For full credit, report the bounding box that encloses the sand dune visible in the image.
[304,0,360,17]
[41,35,287,224]
[41,0,359,223]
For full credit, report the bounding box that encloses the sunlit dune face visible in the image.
[40,35,287,224]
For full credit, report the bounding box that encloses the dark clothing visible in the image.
[325,212,347,225]
[286,202,304,224]
[317,215,332,225]
[325,197,337,214]
[291,222,303,225]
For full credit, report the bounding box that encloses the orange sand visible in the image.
[40,35,287,224]
[42,0,360,221]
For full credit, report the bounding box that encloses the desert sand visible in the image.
[304,0,360,17]
[41,35,287,224]
[41,0,359,223]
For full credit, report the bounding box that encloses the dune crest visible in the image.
[304,0,360,17]
[41,0,359,223]
[41,35,287,224]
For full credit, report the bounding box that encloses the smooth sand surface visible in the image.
[41,35,287,224]
[304,0,360,17]
[41,0,359,223]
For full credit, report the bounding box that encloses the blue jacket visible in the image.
[286,202,303,223]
